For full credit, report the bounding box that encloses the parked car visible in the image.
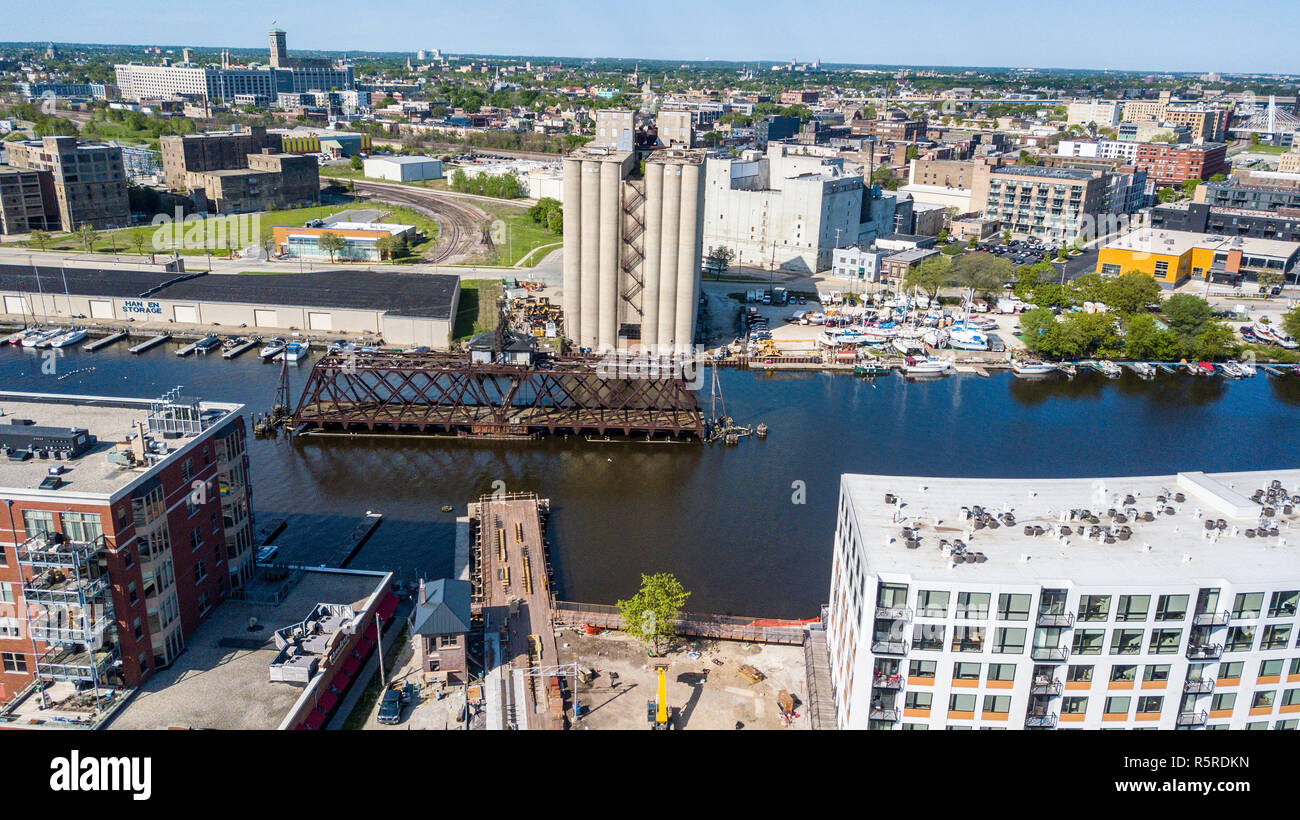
[377,689,403,724]
[256,545,279,564]
[987,333,1006,353]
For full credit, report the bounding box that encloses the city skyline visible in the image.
[4,0,1297,76]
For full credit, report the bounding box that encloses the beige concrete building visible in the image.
[971,163,1108,245]
[2,136,129,230]
[562,146,706,353]
[1277,150,1300,175]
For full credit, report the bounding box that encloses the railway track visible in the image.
[347,180,492,264]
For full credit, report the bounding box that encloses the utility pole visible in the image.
[375,612,387,687]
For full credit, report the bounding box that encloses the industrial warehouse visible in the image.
[0,264,459,348]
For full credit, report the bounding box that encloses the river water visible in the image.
[3,343,1298,618]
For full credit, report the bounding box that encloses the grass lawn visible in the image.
[453,279,503,340]
[24,202,440,263]
[1242,144,1292,155]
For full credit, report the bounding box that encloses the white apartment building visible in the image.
[703,143,867,273]
[828,470,1300,730]
[1056,138,1140,164]
[1067,100,1122,127]
[831,245,887,282]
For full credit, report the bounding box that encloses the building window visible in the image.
[1260,659,1285,678]
[1232,592,1264,619]
[1155,594,1188,621]
[1143,665,1171,683]
[992,627,1026,654]
[951,626,985,653]
[1253,690,1276,709]
[916,590,949,618]
[1066,665,1093,683]
[1225,626,1256,653]
[1136,696,1163,714]
[1110,629,1144,655]
[904,691,932,710]
[1261,625,1292,650]
[1268,591,1298,619]
[987,663,1016,683]
[1072,629,1105,655]
[913,623,946,651]
[1149,629,1182,654]
[1079,595,1111,622]
[22,510,54,539]
[1210,693,1236,712]
[956,592,990,619]
[948,694,976,713]
[60,512,102,542]
[1110,665,1137,683]
[909,659,937,678]
[996,593,1030,621]
[2,652,26,673]
[1104,696,1131,716]
[982,695,1011,715]
[1116,595,1150,622]
[1062,696,1088,715]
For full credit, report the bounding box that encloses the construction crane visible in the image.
[646,660,670,729]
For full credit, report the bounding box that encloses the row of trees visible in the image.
[1019,294,1239,361]
[448,168,526,199]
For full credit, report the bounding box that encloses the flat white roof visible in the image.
[365,155,440,165]
[842,469,1300,586]
[289,222,414,235]
[1103,227,1300,260]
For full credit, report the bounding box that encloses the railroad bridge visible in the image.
[290,350,706,438]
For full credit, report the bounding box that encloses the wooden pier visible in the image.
[551,601,810,645]
[83,331,127,352]
[222,338,258,359]
[128,334,170,354]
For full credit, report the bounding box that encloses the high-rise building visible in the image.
[2,137,130,230]
[971,162,1108,245]
[562,144,706,353]
[827,469,1300,730]
[0,391,255,714]
[0,167,58,235]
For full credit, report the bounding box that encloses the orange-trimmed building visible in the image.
[1096,227,1300,288]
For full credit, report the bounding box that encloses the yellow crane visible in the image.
[647,660,670,729]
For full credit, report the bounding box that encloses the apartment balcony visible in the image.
[1176,710,1208,727]
[1031,677,1063,696]
[869,706,900,722]
[29,615,112,645]
[1030,646,1070,663]
[16,534,107,569]
[1025,712,1058,728]
[874,605,912,621]
[1036,611,1074,628]
[22,573,110,606]
[1183,678,1215,694]
[1186,643,1223,660]
[870,640,908,656]
[1193,610,1230,627]
[872,673,905,690]
[34,643,120,683]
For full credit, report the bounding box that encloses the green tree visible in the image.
[1156,187,1179,204]
[1191,322,1238,361]
[1282,307,1300,341]
[317,231,346,263]
[903,254,952,302]
[705,245,735,276]
[349,154,364,171]
[1256,270,1283,293]
[130,230,148,256]
[952,252,1011,295]
[1070,272,1107,304]
[76,223,97,253]
[1101,271,1162,315]
[1123,313,1179,360]
[29,229,51,251]
[616,572,690,656]
[871,164,900,191]
[1162,293,1213,338]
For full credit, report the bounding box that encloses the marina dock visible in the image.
[128,333,170,354]
[83,331,127,352]
[222,338,258,359]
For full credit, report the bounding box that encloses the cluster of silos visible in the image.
[640,150,706,355]
[562,147,705,355]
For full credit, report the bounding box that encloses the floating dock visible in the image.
[128,333,170,354]
[222,339,258,359]
[83,331,127,352]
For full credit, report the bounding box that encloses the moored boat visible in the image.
[1011,360,1057,377]
[904,355,952,376]
[282,339,311,363]
[260,337,287,359]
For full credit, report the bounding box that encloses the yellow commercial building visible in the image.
[1096,228,1300,288]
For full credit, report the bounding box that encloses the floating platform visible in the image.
[222,339,258,359]
[83,331,127,352]
[128,334,170,354]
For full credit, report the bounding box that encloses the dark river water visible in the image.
[3,343,1299,618]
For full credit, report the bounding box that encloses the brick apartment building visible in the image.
[0,167,58,235]
[780,89,819,105]
[1,136,130,230]
[0,392,255,712]
[1133,142,1228,187]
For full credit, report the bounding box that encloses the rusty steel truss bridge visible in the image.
[290,350,706,439]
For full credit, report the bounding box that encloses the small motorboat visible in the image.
[1126,361,1156,379]
[260,337,287,360]
[1060,364,1078,378]
[195,335,221,353]
[1012,360,1057,377]
[1198,361,1217,377]
[1093,360,1122,379]
[854,362,892,376]
[327,339,357,355]
[904,356,952,376]
[282,339,311,363]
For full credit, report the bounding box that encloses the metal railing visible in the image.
[1193,610,1231,627]
[16,535,107,569]
[22,574,110,605]
[1036,611,1074,627]
[29,616,112,644]
[1031,678,1063,696]
[870,640,909,656]
[874,605,912,620]
[1030,646,1070,662]
[872,673,905,690]
[34,644,119,683]
[1176,710,1208,727]
[1183,678,1215,694]
[1025,712,1058,728]
[869,706,900,722]
[1186,643,1223,660]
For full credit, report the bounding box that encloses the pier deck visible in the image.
[470,493,560,729]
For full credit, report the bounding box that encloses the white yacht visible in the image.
[904,356,952,376]
[48,327,89,348]
[1011,360,1057,377]
[282,339,312,363]
[260,338,287,360]
[947,327,989,351]
[22,327,64,348]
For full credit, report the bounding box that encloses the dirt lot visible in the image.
[361,631,471,731]
[556,629,810,731]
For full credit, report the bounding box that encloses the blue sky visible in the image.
[6,0,1294,74]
